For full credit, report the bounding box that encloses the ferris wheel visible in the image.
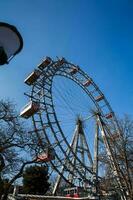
[20,57,128,200]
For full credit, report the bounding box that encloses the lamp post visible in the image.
[0,22,23,173]
[0,22,23,65]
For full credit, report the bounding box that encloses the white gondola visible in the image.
[36,147,55,162]
[38,56,52,70]
[20,101,40,119]
[105,113,113,119]
[24,69,41,86]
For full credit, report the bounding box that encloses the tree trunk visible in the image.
[2,184,11,200]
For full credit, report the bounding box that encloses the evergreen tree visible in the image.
[23,165,50,195]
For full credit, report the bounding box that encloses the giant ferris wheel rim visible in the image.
[28,58,119,187]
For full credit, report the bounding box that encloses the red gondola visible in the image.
[36,147,55,162]
[24,69,41,86]
[83,79,92,87]
[38,56,52,70]
[70,67,79,75]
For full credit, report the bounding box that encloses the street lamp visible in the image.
[0,22,23,173]
[0,22,23,65]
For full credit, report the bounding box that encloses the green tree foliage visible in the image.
[23,165,50,195]
[0,178,14,199]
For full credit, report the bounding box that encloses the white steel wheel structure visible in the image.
[21,57,129,200]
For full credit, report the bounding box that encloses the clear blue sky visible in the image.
[0,0,133,117]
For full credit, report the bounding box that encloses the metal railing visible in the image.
[8,194,98,200]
